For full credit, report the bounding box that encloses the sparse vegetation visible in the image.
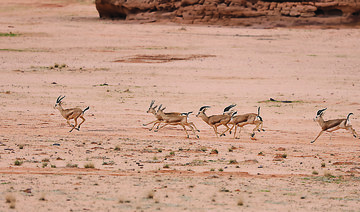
[237,197,244,206]
[114,145,121,151]
[220,188,230,192]
[0,32,20,37]
[9,202,15,209]
[14,160,22,166]
[321,162,326,167]
[39,193,46,201]
[42,162,48,168]
[282,153,287,158]
[5,194,16,209]
[312,171,319,175]
[218,168,223,172]
[147,191,154,199]
[324,171,334,178]
[163,164,170,168]
[200,147,207,152]
[119,198,131,203]
[211,149,218,154]
[66,163,78,168]
[229,159,238,164]
[84,163,95,169]
[102,161,115,165]
[49,63,67,70]
[5,194,15,203]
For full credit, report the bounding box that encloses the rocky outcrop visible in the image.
[95,0,360,27]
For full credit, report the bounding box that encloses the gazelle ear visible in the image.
[162,107,166,111]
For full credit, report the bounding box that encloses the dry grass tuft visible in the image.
[39,193,46,201]
[9,201,15,209]
[147,191,155,199]
[237,197,244,206]
[84,163,95,169]
[5,194,16,209]
[324,171,334,178]
[5,194,16,203]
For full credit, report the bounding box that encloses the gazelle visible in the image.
[155,106,199,138]
[228,107,264,140]
[196,104,236,137]
[143,101,186,131]
[54,96,89,132]
[311,108,359,143]
[143,100,162,131]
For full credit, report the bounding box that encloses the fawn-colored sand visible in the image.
[1,0,360,211]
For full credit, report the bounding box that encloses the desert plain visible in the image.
[1,0,360,211]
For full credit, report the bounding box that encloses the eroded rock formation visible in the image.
[95,0,360,27]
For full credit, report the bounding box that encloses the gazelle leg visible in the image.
[250,132,256,140]
[181,124,190,138]
[229,124,235,134]
[253,120,263,132]
[237,126,243,139]
[156,123,169,132]
[149,121,161,131]
[212,126,219,137]
[220,124,231,136]
[233,125,238,139]
[346,125,359,138]
[189,122,200,132]
[311,130,324,143]
[186,123,199,139]
[77,116,85,130]
[69,118,78,132]
[66,119,73,128]
[253,123,261,133]
[143,120,157,126]
[260,122,265,131]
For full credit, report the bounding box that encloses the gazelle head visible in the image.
[54,95,65,109]
[146,100,158,114]
[314,108,327,121]
[223,104,237,115]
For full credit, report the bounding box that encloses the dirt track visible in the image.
[1,0,360,211]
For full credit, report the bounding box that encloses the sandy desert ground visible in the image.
[1,0,360,211]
